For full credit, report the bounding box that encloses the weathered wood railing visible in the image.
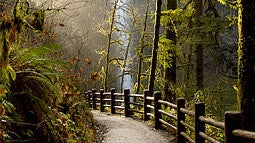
[86,88,255,143]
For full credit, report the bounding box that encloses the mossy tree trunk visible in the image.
[163,0,177,102]
[237,0,255,131]
[104,0,119,91]
[136,0,150,94]
[148,0,162,95]
[193,0,203,91]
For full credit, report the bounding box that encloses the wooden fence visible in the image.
[85,88,255,143]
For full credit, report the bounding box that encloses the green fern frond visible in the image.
[22,58,68,72]
[40,72,61,79]
[25,75,61,103]
[11,43,66,106]
[30,58,66,66]
[16,44,62,62]
[16,70,61,103]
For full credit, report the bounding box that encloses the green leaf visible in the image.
[0,85,8,98]
[0,68,10,85]
[2,100,14,113]
[7,64,16,81]
[217,0,237,9]
[16,44,62,62]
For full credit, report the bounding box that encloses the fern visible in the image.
[0,0,96,141]
[10,42,67,107]
[15,69,62,104]
[15,44,62,62]
[22,58,67,73]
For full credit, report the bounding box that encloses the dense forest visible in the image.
[0,0,255,142]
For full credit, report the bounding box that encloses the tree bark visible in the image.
[237,0,255,131]
[193,0,203,91]
[104,0,119,91]
[163,0,177,102]
[136,0,150,94]
[148,0,162,95]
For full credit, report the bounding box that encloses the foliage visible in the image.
[158,0,236,110]
[205,114,225,142]
[217,0,237,9]
[0,0,95,142]
[158,36,175,69]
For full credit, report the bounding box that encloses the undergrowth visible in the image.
[0,1,95,142]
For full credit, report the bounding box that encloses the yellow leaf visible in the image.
[0,105,6,114]
[0,86,7,97]
[1,12,10,22]
[51,32,57,39]
[84,58,92,65]
[7,64,16,81]
[91,72,99,82]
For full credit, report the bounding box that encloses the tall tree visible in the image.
[104,0,119,91]
[136,0,150,94]
[193,0,203,91]
[237,0,255,131]
[163,0,177,102]
[148,0,162,95]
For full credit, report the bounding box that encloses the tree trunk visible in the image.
[136,0,150,94]
[193,0,203,91]
[104,0,119,91]
[237,0,255,131]
[148,0,162,95]
[163,0,177,102]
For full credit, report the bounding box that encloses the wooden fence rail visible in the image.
[85,88,255,143]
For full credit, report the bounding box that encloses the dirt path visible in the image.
[92,110,176,143]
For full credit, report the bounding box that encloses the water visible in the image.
[115,0,133,93]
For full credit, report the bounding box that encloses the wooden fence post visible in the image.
[124,89,130,117]
[110,88,116,114]
[195,102,205,143]
[85,91,88,101]
[100,89,105,112]
[225,111,243,143]
[154,91,162,129]
[143,90,149,121]
[177,98,185,143]
[92,89,96,110]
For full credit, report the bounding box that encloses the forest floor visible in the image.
[92,110,176,143]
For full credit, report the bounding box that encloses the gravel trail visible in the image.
[92,110,176,143]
